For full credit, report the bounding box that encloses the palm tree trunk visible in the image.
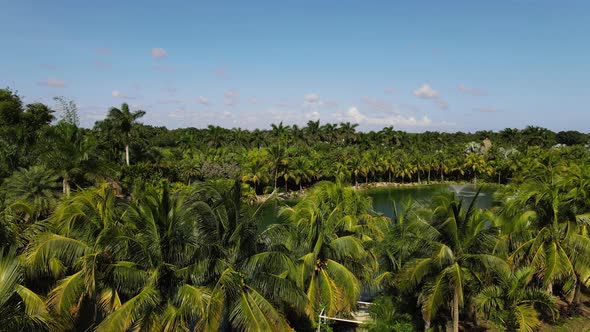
[274,168,278,189]
[388,171,392,183]
[428,169,431,183]
[453,285,460,332]
[573,279,582,306]
[62,177,70,196]
[125,144,130,166]
[417,171,421,183]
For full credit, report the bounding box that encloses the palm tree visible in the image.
[475,266,556,332]
[24,184,126,330]
[498,166,590,304]
[279,182,383,323]
[106,103,145,166]
[399,191,506,332]
[241,148,270,195]
[186,181,305,331]
[45,122,98,196]
[338,122,358,145]
[270,122,291,144]
[95,184,209,331]
[2,165,60,218]
[267,144,287,190]
[0,250,54,331]
[284,156,312,192]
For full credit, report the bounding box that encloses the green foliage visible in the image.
[1,88,590,331]
[367,297,415,332]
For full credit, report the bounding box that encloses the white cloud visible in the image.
[303,93,322,107]
[413,84,448,110]
[458,84,486,96]
[111,90,134,99]
[151,48,167,59]
[197,96,210,106]
[37,78,65,88]
[413,84,440,99]
[338,106,441,128]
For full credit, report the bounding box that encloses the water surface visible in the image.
[368,183,497,219]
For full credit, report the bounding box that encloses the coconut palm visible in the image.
[267,144,287,190]
[95,183,209,332]
[24,184,126,330]
[185,181,305,331]
[279,181,383,323]
[399,191,507,332]
[498,166,590,304]
[106,103,146,166]
[284,156,312,192]
[241,148,271,195]
[45,122,98,196]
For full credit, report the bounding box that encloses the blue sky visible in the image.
[1,0,589,132]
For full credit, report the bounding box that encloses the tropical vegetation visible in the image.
[1,87,590,331]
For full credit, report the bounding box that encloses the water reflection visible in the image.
[368,184,496,219]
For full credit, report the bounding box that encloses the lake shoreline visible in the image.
[253,180,500,203]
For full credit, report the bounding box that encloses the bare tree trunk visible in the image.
[453,286,460,332]
[125,144,130,166]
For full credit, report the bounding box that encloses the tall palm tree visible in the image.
[267,144,287,190]
[24,184,126,330]
[241,148,270,195]
[270,122,291,144]
[284,156,312,192]
[186,181,305,331]
[279,182,383,323]
[498,166,590,304]
[45,122,98,196]
[399,191,506,332]
[106,103,145,166]
[95,184,209,331]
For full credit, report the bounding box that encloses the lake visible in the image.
[258,183,498,231]
[368,183,497,219]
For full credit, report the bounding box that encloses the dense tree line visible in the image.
[2,88,590,331]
